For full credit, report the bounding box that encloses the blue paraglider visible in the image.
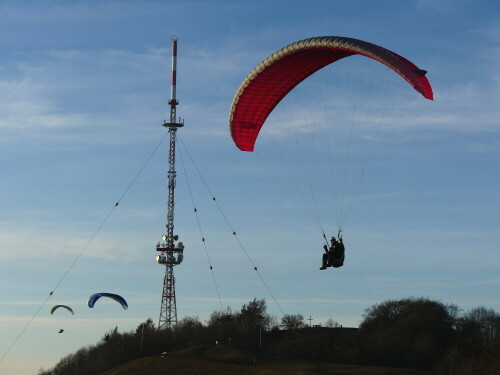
[88,293,128,310]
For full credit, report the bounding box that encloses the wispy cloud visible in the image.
[0,218,154,261]
[0,1,176,24]
[0,41,261,147]
[416,0,472,12]
[0,48,169,145]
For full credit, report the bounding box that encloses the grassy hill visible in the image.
[39,298,500,375]
[101,344,431,375]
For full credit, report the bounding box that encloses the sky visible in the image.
[0,0,499,373]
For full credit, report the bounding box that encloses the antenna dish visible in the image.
[162,235,167,241]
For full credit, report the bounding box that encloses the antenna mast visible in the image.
[155,38,184,330]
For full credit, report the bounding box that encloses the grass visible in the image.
[100,344,431,375]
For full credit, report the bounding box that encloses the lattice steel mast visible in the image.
[155,38,184,330]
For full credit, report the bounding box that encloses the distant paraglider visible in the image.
[87,293,128,310]
[51,305,73,336]
[50,305,74,315]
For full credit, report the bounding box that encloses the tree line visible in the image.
[39,297,500,375]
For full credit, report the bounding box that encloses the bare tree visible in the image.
[281,314,305,330]
[325,318,341,328]
[459,306,500,351]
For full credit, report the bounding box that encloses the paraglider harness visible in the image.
[320,230,345,269]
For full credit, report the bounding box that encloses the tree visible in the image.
[237,298,269,344]
[266,315,281,332]
[359,297,459,370]
[281,314,305,330]
[239,299,266,329]
[207,307,234,327]
[135,319,156,353]
[457,306,500,354]
[174,316,204,347]
[325,318,341,328]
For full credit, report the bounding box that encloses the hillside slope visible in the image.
[101,344,431,375]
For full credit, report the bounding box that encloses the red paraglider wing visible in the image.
[229,36,433,151]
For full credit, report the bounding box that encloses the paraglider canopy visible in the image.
[50,305,74,315]
[88,293,128,310]
[229,36,433,152]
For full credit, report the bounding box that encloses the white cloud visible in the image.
[0,41,258,148]
[0,1,174,24]
[416,0,471,12]
[0,47,170,146]
[0,217,153,261]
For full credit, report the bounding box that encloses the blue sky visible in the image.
[0,0,499,373]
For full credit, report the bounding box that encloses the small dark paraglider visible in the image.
[51,305,73,335]
[87,293,128,310]
[50,305,74,315]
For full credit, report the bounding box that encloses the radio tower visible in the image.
[155,38,184,330]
